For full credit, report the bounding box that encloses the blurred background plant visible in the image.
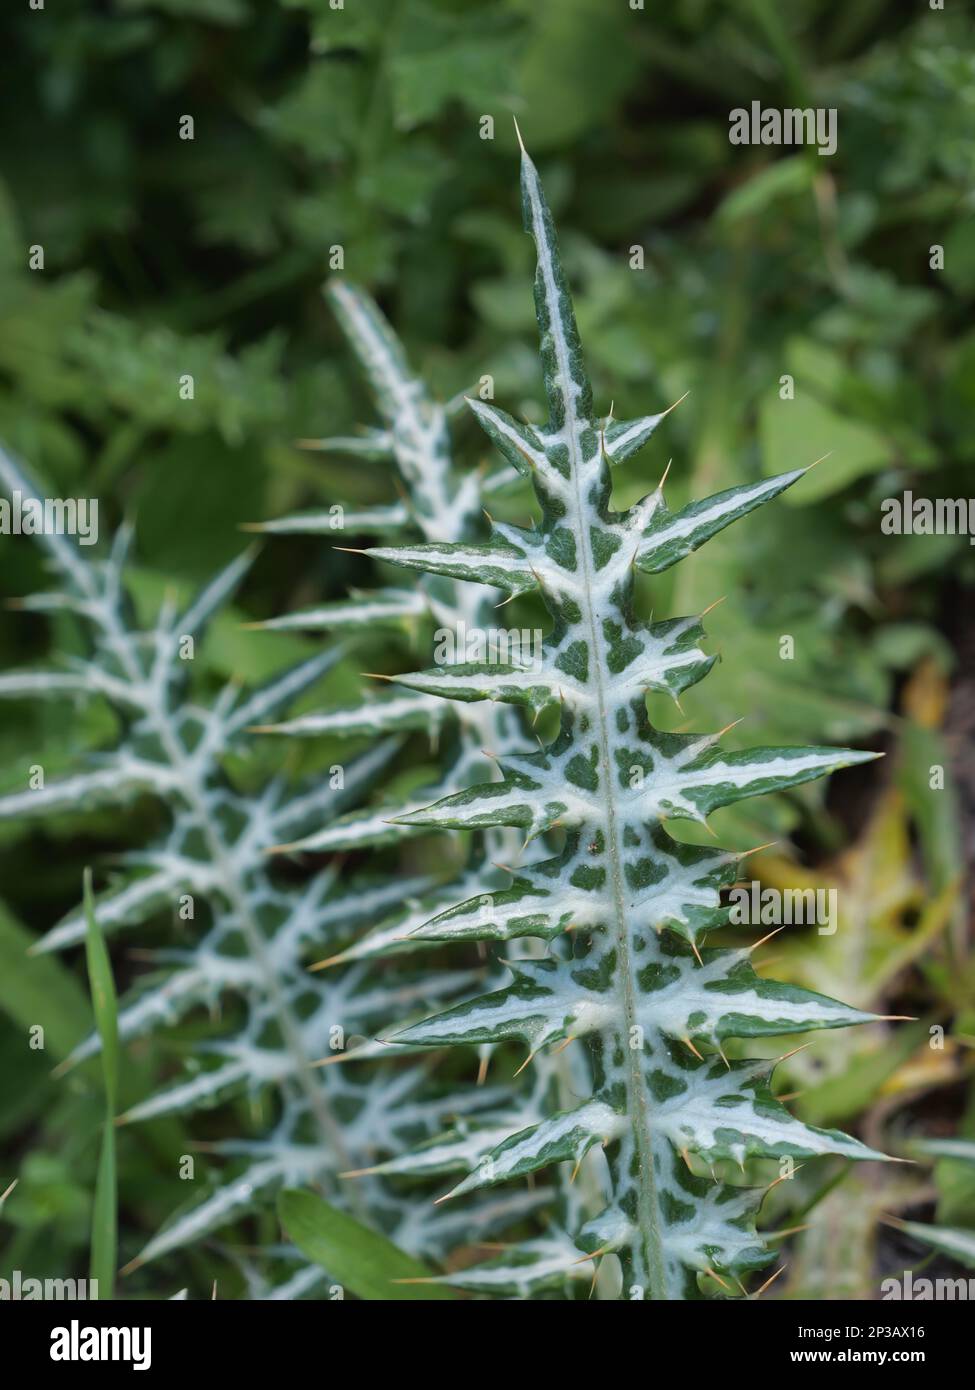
[0,0,972,1298]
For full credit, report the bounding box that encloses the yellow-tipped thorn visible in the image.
[0,1177,18,1205]
[339,1164,382,1179]
[657,458,673,491]
[768,1224,811,1244]
[512,114,526,153]
[703,1266,731,1292]
[738,839,780,860]
[476,1053,490,1086]
[745,922,790,956]
[806,452,831,472]
[682,1035,703,1061]
[308,952,344,972]
[332,545,370,555]
[570,1247,603,1266]
[752,1264,787,1298]
[661,389,690,418]
[514,1049,537,1077]
[493,589,520,610]
[747,925,787,954]
[699,594,727,619]
[310,1050,355,1068]
[118,1256,143,1279]
[689,936,704,967]
[764,1165,803,1197]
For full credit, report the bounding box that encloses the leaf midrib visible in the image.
[83,567,361,1192]
[534,237,669,1297]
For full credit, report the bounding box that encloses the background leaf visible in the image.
[278,1189,454,1301]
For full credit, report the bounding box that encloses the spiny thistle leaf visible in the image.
[252,276,621,1297]
[0,443,484,1287]
[372,141,891,1299]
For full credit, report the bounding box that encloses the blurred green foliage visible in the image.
[0,0,972,1297]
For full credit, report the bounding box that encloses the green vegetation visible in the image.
[0,0,971,1300]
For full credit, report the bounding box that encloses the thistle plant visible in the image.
[0,446,497,1286]
[1,140,902,1303]
[250,278,517,868]
[252,278,608,1279]
[344,138,899,1300]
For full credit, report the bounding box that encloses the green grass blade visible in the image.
[90,1125,117,1299]
[83,868,119,1109]
[83,867,119,1298]
[278,1189,454,1300]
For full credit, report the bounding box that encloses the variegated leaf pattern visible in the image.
[369,143,891,1299]
[252,278,524,845]
[251,273,605,1294]
[0,445,502,1286]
